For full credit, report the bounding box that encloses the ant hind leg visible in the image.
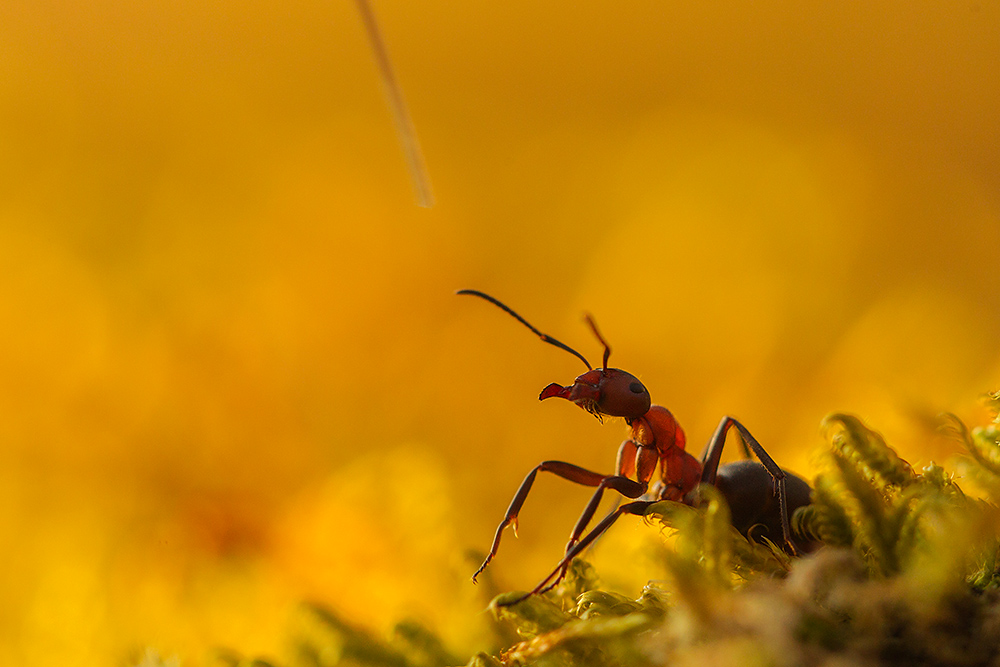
[698,416,798,555]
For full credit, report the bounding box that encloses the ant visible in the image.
[459,290,813,606]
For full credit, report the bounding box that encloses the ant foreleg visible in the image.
[498,500,657,607]
[472,461,607,583]
[698,416,797,555]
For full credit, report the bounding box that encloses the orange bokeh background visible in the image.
[1,1,998,664]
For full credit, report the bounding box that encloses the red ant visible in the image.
[459,290,813,606]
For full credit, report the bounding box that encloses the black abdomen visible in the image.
[715,460,813,551]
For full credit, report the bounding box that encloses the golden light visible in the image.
[0,1,997,664]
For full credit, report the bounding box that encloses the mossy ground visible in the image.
[198,395,1000,667]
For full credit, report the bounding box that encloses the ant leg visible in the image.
[615,439,638,478]
[563,475,646,555]
[498,500,657,607]
[566,439,641,557]
[472,461,607,582]
[698,416,732,485]
[698,417,797,555]
[563,444,657,555]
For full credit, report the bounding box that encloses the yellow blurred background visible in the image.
[1,0,998,664]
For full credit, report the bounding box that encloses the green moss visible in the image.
[219,402,1000,667]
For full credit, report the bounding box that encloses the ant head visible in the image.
[537,313,651,420]
[539,368,651,421]
[457,290,652,422]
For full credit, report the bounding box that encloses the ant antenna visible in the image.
[457,290,592,371]
[584,315,611,372]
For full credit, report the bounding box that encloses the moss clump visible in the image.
[215,400,1000,667]
[477,406,1000,667]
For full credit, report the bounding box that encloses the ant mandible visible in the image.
[459,290,813,606]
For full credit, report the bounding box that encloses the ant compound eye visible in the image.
[629,382,646,394]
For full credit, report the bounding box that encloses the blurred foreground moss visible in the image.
[211,402,1000,667]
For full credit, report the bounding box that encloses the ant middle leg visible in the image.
[562,444,657,555]
[563,475,646,555]
[498,500,658,607]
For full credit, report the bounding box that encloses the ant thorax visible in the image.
[631,406,687,453]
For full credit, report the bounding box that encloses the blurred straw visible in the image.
[355,0,435,208]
